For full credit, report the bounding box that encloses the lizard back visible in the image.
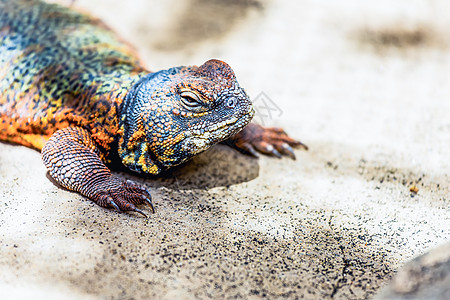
[0,0,146,150]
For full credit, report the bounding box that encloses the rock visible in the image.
[375,242,450,300]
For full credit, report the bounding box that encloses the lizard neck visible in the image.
[85,71,148,157]
[116,71,171,174]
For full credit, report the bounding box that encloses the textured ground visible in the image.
[1,0,449,299]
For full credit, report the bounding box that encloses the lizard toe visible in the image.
[238,142,260,158]
[96,194,121,211]
[122,180,155,213]
[254,142,282,158]
[111,196,146,217]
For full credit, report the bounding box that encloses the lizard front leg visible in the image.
[225,123,308,159]
[41,126,154,216]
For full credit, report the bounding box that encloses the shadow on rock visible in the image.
[154,144,259,190]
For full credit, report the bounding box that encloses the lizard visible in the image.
[0,0,307,217]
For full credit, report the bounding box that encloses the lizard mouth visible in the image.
[181,108,255,155]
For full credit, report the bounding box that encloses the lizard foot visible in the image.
[227,123,308,159]
[92,177,155,217]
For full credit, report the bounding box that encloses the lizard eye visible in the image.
[225,97,237,109]
[180,90,203,111]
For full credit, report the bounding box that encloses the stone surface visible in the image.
[1,0,449,299]
[375,242,450,300]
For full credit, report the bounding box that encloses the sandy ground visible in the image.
[1,0,449,299]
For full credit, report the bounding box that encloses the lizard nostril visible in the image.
[225,97,237,109]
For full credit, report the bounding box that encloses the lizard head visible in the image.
[119,59,255,174]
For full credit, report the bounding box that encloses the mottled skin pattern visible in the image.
[0,0,307,216]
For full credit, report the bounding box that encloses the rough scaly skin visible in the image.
[0,0,307,216]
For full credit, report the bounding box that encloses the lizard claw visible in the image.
[237,142,260,158]
[97,194,122,212]
[143,197,155,213]
[291,140,308,150]
[254,142,282,158]
[109,199,122,212]
[277,143,296,160]
[133,208,148,218]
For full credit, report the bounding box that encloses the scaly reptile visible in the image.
[0,0,307,216]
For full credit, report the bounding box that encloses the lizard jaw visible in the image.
[181,108,255,155]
